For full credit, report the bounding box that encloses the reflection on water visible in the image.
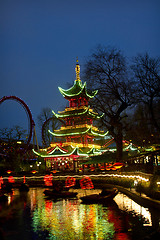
[0,188,159,240]
[114,193,152,226]
[33,199,115,239]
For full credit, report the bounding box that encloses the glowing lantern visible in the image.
[110,167,117,170]
[80,176,94,189]
[0,176,3,189]
[90,166,96,171]
[99,165,105,171]
[44,174,53,186]
[7,170,12,174]
[8,176,15,183]
[105,163,113,170]
[65,176,76,188]
[23,176,26,183]
[112,162,124,170]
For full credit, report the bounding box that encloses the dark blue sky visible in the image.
[0,0,160,143]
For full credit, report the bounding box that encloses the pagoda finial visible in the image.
[75,57,81,81]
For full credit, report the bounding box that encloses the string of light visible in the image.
[1,173,149,182]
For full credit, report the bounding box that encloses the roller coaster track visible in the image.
[0,96,38,149]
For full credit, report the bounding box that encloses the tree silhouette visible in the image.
[83,45,135,160]
[131,53,160,132]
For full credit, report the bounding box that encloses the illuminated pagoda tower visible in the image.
[34,59,108,171]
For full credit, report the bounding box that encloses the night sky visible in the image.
[0,0,160,144]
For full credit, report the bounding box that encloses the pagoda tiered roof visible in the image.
[33,145,102,158]
[58,60,97,100]
[52,106,104,119]
[58,80,97,99]
[48,125,108,138]
[33,59,109,164]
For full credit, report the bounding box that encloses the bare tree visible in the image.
[37,107,63,146]
[0,127,13,141]
[37,107,52,127]
[83,45,135,161]
[0,126,27,142]
[131,53,160,132]
[37,107,53,145]
[124,104,159,146]
[13,125,27,140]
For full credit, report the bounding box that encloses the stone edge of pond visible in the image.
[94,182,160,210]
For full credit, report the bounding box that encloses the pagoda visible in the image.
[33,59,108,171]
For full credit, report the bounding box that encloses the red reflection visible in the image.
[45,200,53,212]
[115,233,131,240]
[108,206,131,240]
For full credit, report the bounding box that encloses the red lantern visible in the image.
[8,176,15,183]
[44,174,53,186]
[80,176,94,189]
[23,176,26,183]
[90,166,95,172]
[65,176,76,188]
[113,162,124,170]
[0,176,3,189]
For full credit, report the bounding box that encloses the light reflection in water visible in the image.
[32,198,115,239]
[1,188,158,240]
[114,193,152,226]
[30,188,132,240]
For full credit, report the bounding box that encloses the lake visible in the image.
[0,188,160,240]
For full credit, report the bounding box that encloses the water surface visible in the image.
[0,188,159,240]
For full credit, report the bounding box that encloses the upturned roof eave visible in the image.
[52,108,103,119]
[48,128,108,138]
[59,81,98,99]
[32,147,89,158]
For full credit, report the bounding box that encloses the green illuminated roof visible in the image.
[33,146,89,158]
[58,60,98,99]
[58,80,97,99]
[52,107,104,119]
[48,126,108,138]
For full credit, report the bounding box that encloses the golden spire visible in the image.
[75,57,81,81]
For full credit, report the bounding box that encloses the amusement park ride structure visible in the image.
[0,95,39,152]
